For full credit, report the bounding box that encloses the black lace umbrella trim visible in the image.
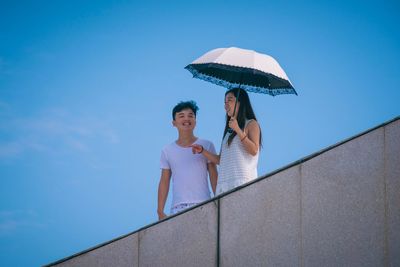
[185,63,297,96]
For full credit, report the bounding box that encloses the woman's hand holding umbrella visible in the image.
[228,117,246,139]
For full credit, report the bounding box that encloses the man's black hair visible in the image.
[172,100,199,120]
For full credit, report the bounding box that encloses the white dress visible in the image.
[216,120,259,195]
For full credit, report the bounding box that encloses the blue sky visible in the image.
[1,0,399,266]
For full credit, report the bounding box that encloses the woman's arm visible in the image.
[207,162,218,195]
[241,120,260,156]
[191,144,221,165]
[230,118,260,156]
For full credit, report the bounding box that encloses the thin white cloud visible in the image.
[0,209,38,218]
[0,57,4,73]
[0,100,10,110]
[103,129,120,144]
[0,209,44,236]
[0,219,18,233]
[0,141,23,158]
[0,107,121,160]
[0,57,12,76]
[66,138,89,152]
[0,136,49,159]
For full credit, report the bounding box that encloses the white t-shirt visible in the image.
[160,138,216,208]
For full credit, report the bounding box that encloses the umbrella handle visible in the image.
[227,87,241,133]
[232,87,241,117]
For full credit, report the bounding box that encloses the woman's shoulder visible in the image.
[245,119,259,128]
[245,119,260,135]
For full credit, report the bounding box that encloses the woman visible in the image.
[192,88,261,195]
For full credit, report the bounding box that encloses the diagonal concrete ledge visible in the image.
[44,116,400,267]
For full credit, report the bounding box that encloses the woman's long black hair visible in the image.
[223,88,262,147]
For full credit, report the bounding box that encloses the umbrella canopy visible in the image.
[185,47,297,96]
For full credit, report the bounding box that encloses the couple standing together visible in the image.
[157,88,262,220]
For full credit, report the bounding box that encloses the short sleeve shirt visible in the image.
[160,138,216,207]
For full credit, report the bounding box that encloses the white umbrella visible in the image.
[185,47,297,96]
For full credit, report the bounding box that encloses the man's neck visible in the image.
[176,132,197,147]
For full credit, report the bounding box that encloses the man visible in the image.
[157,100,218,220]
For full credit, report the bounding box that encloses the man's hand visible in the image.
[158,210,167,220]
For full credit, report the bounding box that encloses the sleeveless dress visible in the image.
[216,119,259,195]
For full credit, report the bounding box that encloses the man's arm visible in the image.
[207,162,218,195]
[157,169,171,220]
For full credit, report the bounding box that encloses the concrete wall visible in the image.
[54,234,138,267]
[138,201,217,267]
[46,117,400,267]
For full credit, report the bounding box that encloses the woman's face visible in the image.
[224,92,239,117]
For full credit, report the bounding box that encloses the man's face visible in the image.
[172,108,196,131]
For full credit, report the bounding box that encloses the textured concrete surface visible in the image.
[55,233,138,267]
[301,128,385,267]
[47,118,400,267]
[138,201,217,267]
[385,120,400,266]
[220,166,301,267]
